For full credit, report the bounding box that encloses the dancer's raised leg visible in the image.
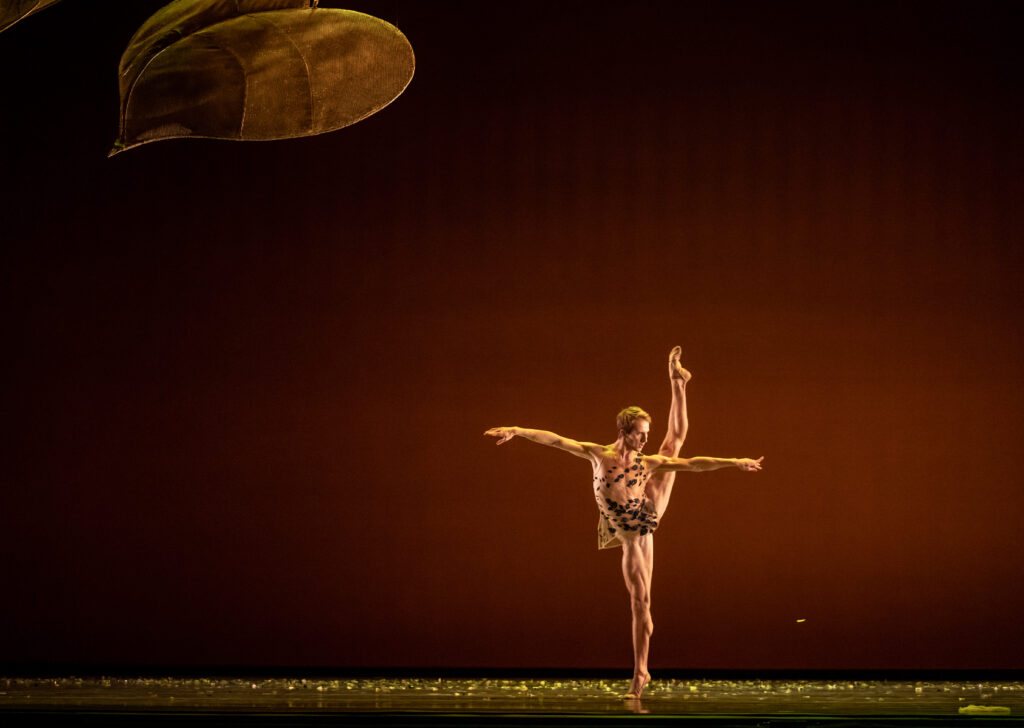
[621,533,654,698]
[647,346,690,518]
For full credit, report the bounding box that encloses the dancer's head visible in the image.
[616,406,651,451]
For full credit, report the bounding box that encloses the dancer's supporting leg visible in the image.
[647,345,691,519]
[621,532,654,698]
[624,347,689,698]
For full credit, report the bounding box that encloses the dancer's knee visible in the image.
[631,602,653,637]
[658,440,684,459]
[630,592,652,625]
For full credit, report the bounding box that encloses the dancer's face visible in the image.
[622,419,650,452]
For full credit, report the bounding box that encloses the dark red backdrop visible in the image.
[2,1,1022,670]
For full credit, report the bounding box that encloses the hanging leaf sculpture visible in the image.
[1,0,62,34]
[112,0,415,155]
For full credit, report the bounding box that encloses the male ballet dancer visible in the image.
[485,347,763,698]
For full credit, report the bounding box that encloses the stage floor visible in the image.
[2,676,1022,725]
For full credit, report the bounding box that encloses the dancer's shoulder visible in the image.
[639,453,670,470]
[570,442,604,464]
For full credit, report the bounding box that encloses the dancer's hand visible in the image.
[736,457,764,471]
[484,427,516,445]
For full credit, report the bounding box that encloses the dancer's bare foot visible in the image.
[626,672,651,699]
[668,346,691,383]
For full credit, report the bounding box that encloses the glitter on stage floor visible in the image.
[2,676,1022,725]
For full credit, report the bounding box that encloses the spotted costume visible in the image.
[589,452,659,549]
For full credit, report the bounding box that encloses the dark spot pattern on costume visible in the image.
[594,456,659,540]
[600,493,658,534]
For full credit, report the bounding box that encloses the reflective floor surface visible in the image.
[2,676,1022,726]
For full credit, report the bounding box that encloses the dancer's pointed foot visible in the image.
[668,346,691,383]
[626,672,651,699]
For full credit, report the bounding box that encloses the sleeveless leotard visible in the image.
[590,452,659,549]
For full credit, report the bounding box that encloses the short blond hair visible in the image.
[616,406,651,434]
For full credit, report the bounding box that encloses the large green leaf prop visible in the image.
[112,0,415,155]
[1,0,62,33]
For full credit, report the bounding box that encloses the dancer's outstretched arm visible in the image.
[647,454,764,472]
[484,427,598,460]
